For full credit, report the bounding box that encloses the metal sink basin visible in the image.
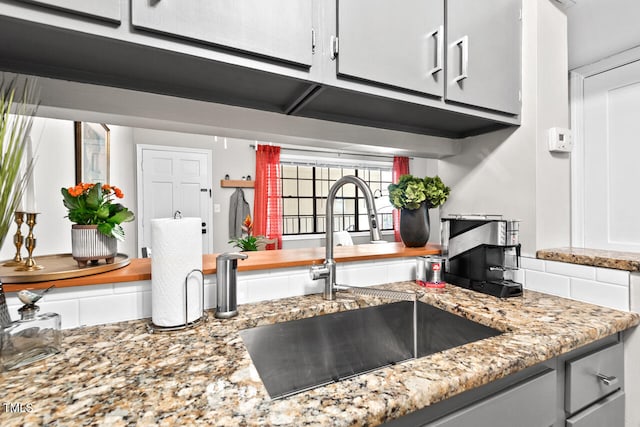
[239,301,501,399]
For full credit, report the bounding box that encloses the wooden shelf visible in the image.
[220,179,254,188]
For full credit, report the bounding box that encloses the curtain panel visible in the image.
[254,145,282,249]
[392,156,410,242]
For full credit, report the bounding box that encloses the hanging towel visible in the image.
[229,188,251,239]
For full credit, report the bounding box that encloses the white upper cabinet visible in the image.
[130,0,314,68]
[336,0,444,98]
[16,0,121,23]
[445,0,522,115]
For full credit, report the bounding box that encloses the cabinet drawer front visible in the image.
[16,0,121,23]
[131,0,313,67]
[566,342,623,414]
[566,390,625,427]
[430,369,556,427]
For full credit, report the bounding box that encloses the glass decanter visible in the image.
[1,302,61,371]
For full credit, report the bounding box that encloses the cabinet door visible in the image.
[131,0,313,67]
[429,369,557,427]
[16,0,120,23]
[446,0,521,115]
[337,0,444,97]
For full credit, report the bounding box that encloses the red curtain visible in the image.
[254,145,282,249]
[392,156,410,242]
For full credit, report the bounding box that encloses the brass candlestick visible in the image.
[15,212,43,271]
[3,211,26,267]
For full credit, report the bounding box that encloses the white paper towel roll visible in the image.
[151,217,203,327]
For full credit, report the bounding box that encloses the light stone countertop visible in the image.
[1,281,638,426]
[537,247,640,272]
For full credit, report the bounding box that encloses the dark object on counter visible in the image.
[224,174,230,180]
[441,215,523,298]
[400,201,430,247]
[215,252,248,318]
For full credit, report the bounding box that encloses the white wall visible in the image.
[0,118,138,260]
[438,0,571,257]
[565,0,640,69]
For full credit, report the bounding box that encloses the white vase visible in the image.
[71,225,117,267]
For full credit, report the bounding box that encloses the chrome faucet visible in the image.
[310,176,382,300]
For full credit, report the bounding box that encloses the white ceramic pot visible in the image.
[71,225,117,267]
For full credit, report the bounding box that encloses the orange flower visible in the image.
[113,186,124,199]
[243,214,252,229]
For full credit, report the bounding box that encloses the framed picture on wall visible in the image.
[75,122,110,184]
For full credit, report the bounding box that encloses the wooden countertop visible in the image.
[2,242,440,292]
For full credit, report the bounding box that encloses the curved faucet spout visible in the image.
[310,175,383,300]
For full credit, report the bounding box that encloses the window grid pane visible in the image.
[281,164,393,235]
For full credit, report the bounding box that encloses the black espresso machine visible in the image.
[441,215,523,298]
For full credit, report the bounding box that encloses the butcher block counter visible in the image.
[1,243,441,292]
[1,281,637,426]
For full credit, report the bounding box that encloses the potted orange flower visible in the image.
[61,182,135,266]
[228,214,262,251]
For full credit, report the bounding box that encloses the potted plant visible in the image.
[61,182,135,267]
[229,214,263,251]
[388,174,450,247]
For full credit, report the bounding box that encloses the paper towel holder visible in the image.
[147,268,205,333]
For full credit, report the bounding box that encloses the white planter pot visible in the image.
[71,225,117,267]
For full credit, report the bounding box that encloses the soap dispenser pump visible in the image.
[215,252,248,318]
[1,288,61,371]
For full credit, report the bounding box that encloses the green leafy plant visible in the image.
[0,78,38,250]
[388,174,450,210]
[229,214,264,251]
[61,182,135,241]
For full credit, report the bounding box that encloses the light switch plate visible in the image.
[548,127,573,153]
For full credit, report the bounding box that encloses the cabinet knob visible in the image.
[596,373,618,387]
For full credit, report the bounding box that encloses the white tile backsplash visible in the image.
[545,260,595,280]
[521,257,545,271]
[524,271,570,297]
[113,280,152,294]
[595,268,630,286]
[570,278,629,311]
[79,293,147,327]
[7,255,630,329]
[521,258,632,312]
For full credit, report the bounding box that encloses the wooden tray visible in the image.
[0,253,130,284]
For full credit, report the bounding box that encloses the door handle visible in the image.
[427,25,443,76]
[452,35,469,83]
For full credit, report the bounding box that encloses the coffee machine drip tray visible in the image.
[443,272,523,298]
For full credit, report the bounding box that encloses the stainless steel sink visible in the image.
[239,301,501,399]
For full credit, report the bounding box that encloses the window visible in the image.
[281,163,393,235]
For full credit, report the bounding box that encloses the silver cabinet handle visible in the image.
[596,373,619,387]
[427,25,443,76]
[452,35,469,83]
[330,35,339,60]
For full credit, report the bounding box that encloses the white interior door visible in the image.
[137,145,212,256]
[582,60,640,251]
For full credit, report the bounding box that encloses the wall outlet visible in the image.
[213,203,221,213]
[548,127,573,153]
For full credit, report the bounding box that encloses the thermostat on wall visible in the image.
[548,127,573,153]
